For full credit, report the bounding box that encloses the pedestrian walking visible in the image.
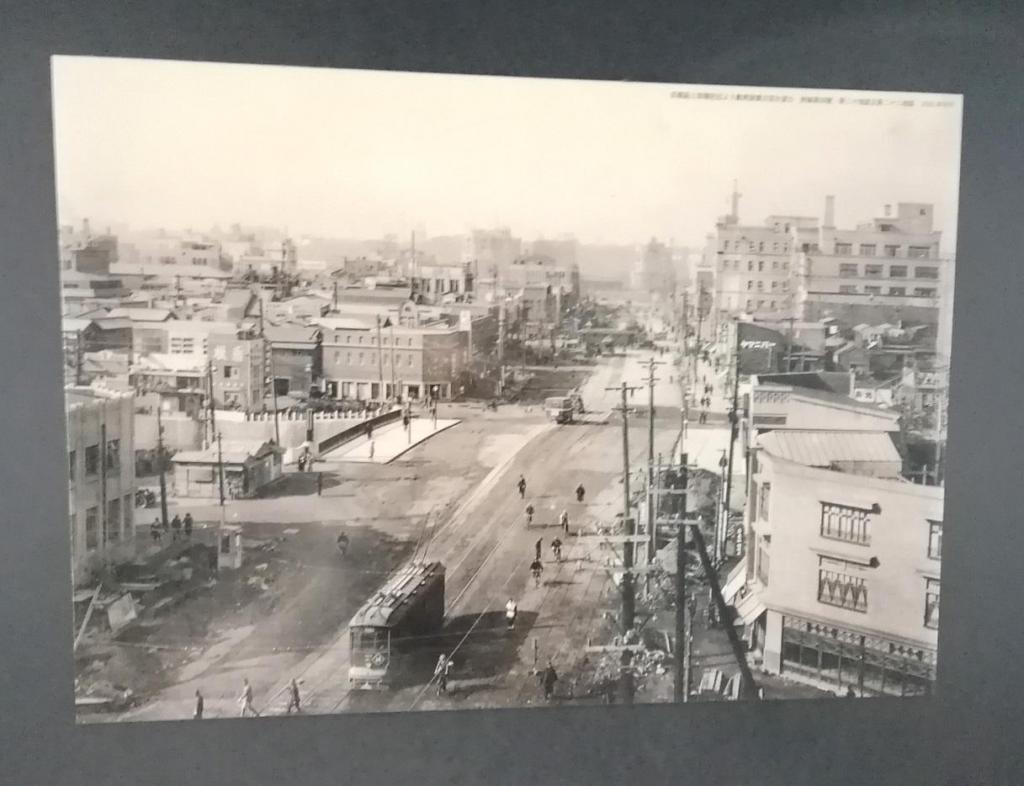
[559,509,569,535]
[525,504,535,527]
[505,598,518,631]
[286,678,302,714]
[183,513,193,539]
[434,654,453,695]
[530,558,544,588]
[551,537,563,562]
[517,475,527,499]
[171,514,182,542]
[317,472,323,496]
[575,483,586,503]
[541,660,558,701]
[336,532,350,557]
[535,537,543,561]
[238,678,260,717]
[193,689,204,719]
[150,518,162,543]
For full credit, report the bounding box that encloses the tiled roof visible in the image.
[759,429,901,467]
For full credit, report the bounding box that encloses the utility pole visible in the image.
[258,298,280,446]
[376,314,385,402]
[217,431,226,510]
[75,330,84,386]
[674,452,690,703]
[643,358,663,589]
[720,320,742,565]
[497,299,506,397]
[694,286,705,386]
[784,316,795,372]
[100,407,108,554]
[156,404,169,529]
[606,380,641,635]
[389,320,397,399]
[207,361,217,449]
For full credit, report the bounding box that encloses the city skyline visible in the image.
[52,57,962,249]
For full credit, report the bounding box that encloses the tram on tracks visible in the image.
[348,560,446,689]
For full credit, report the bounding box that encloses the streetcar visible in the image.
[348,560,446,689]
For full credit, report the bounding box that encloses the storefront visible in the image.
[779,614,936,697]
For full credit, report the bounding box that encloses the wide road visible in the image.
[111,352,687,721]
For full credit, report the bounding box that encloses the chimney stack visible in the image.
[824,195,835,229]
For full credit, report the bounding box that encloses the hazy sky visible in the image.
[51,56,963,248]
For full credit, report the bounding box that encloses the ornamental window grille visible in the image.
[820,502,872,544]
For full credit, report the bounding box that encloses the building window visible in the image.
[745,300,752,311]
[820,501,872,545]
[223,365,233,379]
[908,246,932,259]
[123,494,133,536]
[759,482,771,521]
[723,241,729,251]
[782,261,789,271]
[839,285,858,294]
[84,444,100,476]
[865,264,883,278]
[106,498,121,543]
[85,506,99,550]
[69,450,76,481]
[915,266,939,279]
[889,265,908,278]
[859,244,876,256]
[756,281,764,291]
[756,544,770,585]
[914,287,937,297]
[771,281,778,291]
[835,242,852,255]
[105,439,120,470]
[817,556,868,612]
[747,280,753,291]
[865,285,882,295]
[889,287,906,296]
[758,242,764,252]
[358,352,364,365]
[928,521,942,560]
[884,244,901,257]
[925,579,940,629]
[839,263,858,278]
[758,260,765,272]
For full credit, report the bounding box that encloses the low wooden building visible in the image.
[171,440,283,499]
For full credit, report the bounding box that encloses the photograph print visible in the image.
[53,56,960,722]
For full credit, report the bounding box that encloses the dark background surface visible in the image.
[1,2,1022,784]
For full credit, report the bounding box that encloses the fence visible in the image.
[318,408,403,455]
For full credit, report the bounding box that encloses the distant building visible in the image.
[795,200,948,326]
[631,238,677,295]
[208,329,268,411]
[728,428,942,697]
[61,270,130,313]
[317,318,469,401]
[264,324,323,397]
[464,228,522,277]
[411,261,474,303]
[66,387,136,587]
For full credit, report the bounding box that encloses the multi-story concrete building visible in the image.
[710,191,806,323]
[208,329,268,411]
[795,201,949,326]
[464,228,522,277]
[729,428,942,697]
[318,318,469,401]
[411,261,474,303]
[631,238,677,296]
[66,387,137,587]
[708,192,954,341]
[264,324,323,397]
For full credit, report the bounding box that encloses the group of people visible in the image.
[150,512,194,544]
[518,474,584,585]
[192,676,303,720]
